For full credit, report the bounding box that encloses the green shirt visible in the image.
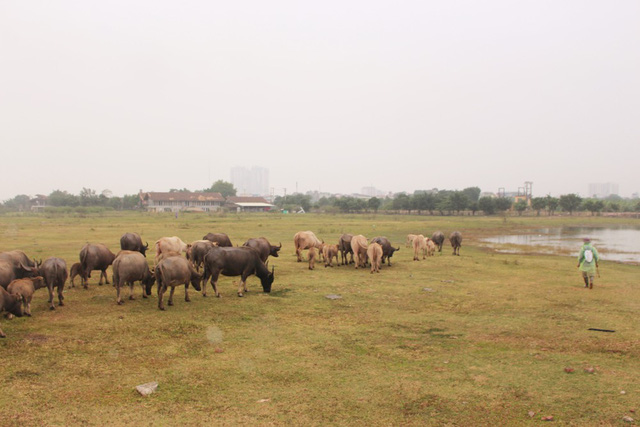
[578,243,599,273]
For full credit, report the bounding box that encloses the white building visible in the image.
[231,166,270,196]
[588,183,619,199]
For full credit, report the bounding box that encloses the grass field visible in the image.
[0,212,638,425]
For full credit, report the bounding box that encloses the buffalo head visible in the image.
[260,265,274,293]
[269,243,282,258]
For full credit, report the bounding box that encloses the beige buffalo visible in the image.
[426,238,436,257]
[350,235,369,269]
[308,247,317,270]
[293,231,323,262]
[406,234,417,248]
[154,236,189,264]
[323,244,340,268]
[367,243,383,273]
[413,235,427,260]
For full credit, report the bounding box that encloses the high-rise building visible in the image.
[588,182,619,199]
[230,166,269,196]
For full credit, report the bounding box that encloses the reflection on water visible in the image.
[482,227,640,264]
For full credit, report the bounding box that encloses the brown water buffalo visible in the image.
[202,246,274,297]
[202,233,233,247]
[0,250,39,289]
[293,231,323,262]
[79,243,116,288]
[0,250,39,270]
[120,232,149,257]
[38,257,68,310]
[413,235,427,260]
[406,234,417,248]
[69,262,82,287]
[370,237,400,266]
[367,242,383,273]
[323,244,339,267]
[350,235,369,269]
[431,231,445,253]
[0,287,24,337]
[243,238,282,263]
[112,251,155,304]
[308,247,317,270]
[7,276,45,317]
[154,256,202,310]
[186,240,217,271]
[154,236,189,263]
[449,231,462,256]
[338,234,354,265]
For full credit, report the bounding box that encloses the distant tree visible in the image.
[80,187,100,206]
[635,200,640,212]
[392,193,411,212]
[478,197,495,215]
[3,194,31,211]
[204,180,237,198]
[449,191,470,214]
[169,188,191,193]
[582,199,604,216]
[367,197,381,212]
[545,196,559,216]
[607,202,620,212]
[48,190,80,207]
[468,201,479,215]
[530,197,547,216]
[461,187,481,204]
[514,200,528,216]
[494,197,513,213]
[559,194,582,215]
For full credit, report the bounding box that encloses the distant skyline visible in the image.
[2,1,639,201]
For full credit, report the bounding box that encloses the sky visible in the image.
[1,1,639,201]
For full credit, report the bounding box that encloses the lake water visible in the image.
[482,227,640,264]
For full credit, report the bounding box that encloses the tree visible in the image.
[79,188,100,206]
[204,180,237,198]
[392,193,411,212]
[530,197,547,216]
[494,197,513,213]
[545,196,559,216]
[3,194,31,211]
[367,197,381,212]
[582,199,604,216]
[48,190,79,207]
[468,201,479,215]
[478,197,495,215]
[514,200,528,216]
[449,191,470,214]
[559,194,582,215]
[461,187,481,204]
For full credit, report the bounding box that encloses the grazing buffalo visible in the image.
[449,231,462,256]
[202,233,233,247]
[0,287,24,337]
[154,236,189,263]
[308,247,317,270]
[243,238,282,263]
[413,235,427,260]
[431,231,445,253]
[187,240,217,271]
[350,235,369,269]
[38,257,68,310]
[426,238,436,257]
[338,234,354,265]
[323,244,340,268]
[79,243,117,288]
[202,246,274,297]
[370,237,400,266]
[367,242,383,274]
[0,251,39,289]
[406,234,417,248]
[69,262,82,287]
[112,251,155,305]
[154,256,202,310]
[7,276,45,317]
[120,232,149,257]
[293,231,323,262]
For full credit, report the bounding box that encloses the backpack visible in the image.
[584,249,594,263]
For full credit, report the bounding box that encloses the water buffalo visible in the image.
[154,236,189,264]
[38,257,68,310]
[426,238,436,257]
[186,240,217,271]
[154,256,202,310]
[370,237,400,266]
[350,235,369,269]
[406,234,417,248]
[112,251,155,305]
[293,231,323,262]
[7,276,45,317]
[120,232,149,257]
[79,243,117,288]
[0,251,39,289]
[308,247,317,270]
[202,233,233,247]
[431,231,445,253]
[202,246,274,297]
[413,235,427,260]
[322,244,340,267]
[0,287,24,337]
[367,242,383,273]
[449,231,462,256]
[69,262,82,287]
[243,238,281,263]
[338,234,354,265]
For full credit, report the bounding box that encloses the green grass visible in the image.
[0,212,638,425]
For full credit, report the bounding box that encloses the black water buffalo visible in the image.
[0,286,23,337]
[338,234,354,265]
[79,243,117,288]
[38,257,68,310]
[431,231,445,253]
[242,238,281,263]
[154,256,202,310]
[120,232,149,257]
[186,240,217,271]
[112,251,155,305]
[370,237,400,266]
[0,251,39,289]
[202,246,274,297]
[449,231,462,256]
[203,233,233,247]
[69,262,82,287]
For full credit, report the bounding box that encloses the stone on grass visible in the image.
[325,294,342,300]
[136,381,158,396]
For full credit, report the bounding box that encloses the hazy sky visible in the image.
[2,1,639,201]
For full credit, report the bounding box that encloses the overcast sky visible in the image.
[1,1,639,201]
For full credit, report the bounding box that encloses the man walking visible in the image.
[577,238,599,289]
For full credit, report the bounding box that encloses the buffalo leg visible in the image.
[48,285,56,310]
[168,286,175,306]
[116,282,123,305]
[237,280,245,297]
[129,282,135,300]
[57,284,65,306]
[158,285,166,310]
[0,326,5,338]
[184,285,190,302]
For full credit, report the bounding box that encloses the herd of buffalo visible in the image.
[0,229,462,337]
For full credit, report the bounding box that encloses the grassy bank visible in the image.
[0,213,638,425]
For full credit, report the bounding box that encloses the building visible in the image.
[225,196,274,212]
[139,191,225,213]
[588,183,619,199]
[230,166,270,196]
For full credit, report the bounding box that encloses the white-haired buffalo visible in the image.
[449,231,462,256]
[323,244,339,268]
[0,287,24,337]
[350,235,369,269]
[294,231,323,262]
[120,232,149,257]
[79,243,116,288]
[370,237,400,266]
[154,255,202,310]
[243,238,281,263]
[202,246,274,297]
[406,234,417,248]
[154,236,189,264]
[413,235,427,261]
[112,251,155,305]
[38,257,68,310]
[367,242,383,273]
